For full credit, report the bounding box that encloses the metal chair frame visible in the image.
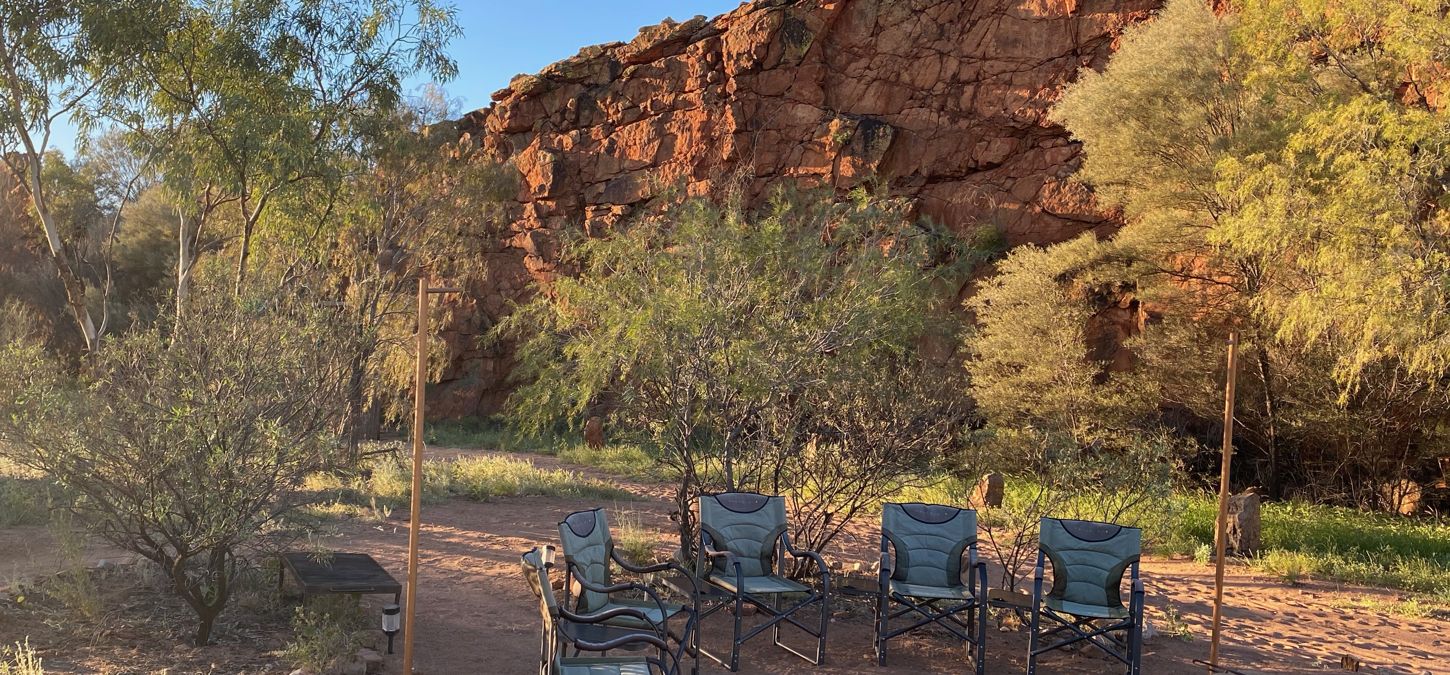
[693,492,831,672]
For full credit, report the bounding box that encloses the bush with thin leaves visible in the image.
[0,292,355,645]
[500,187,981,560]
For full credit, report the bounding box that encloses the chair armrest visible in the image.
[975,557,989,599]
[610,548,678,575]
[567,563,672,623]
[781,532,829,579]
[561,603,660,627]
[564,626,671,654]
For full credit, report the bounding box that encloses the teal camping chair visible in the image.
[557,508,699,674]
[875,502,987,672]
[1027,518,1144,675]
[521,546,684,675]
[695,492,830,671]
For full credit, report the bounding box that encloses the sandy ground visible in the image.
[3,448,1448,674]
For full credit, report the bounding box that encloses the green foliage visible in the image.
[1156,492,1450,595]
[0,460,51,528]
[557,443,657,478]
[967,237,1161,437]
[283,596,371,674]
[1041,0,1450,501]
[500,188,976,557]
[0,290,356,645]
[611,513,662,568]
[960,429,1185,590]
[303,452,633,516]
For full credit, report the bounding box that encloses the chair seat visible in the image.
[559,657,654,675]
[1046,596,1129,619]
[596,598,689,628]
[708,573,810,595]
[890,580,975,601]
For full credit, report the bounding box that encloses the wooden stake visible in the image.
[403,277,426,674]
[401,279,460,674]
[1208,329,1240,670]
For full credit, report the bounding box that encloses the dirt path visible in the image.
[332,449,1450,675]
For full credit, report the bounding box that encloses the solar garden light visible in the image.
[382,603,401,654]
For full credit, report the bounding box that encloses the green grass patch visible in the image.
[301,453,635,518]
[1161,493,1450,596]
[556,442,657,478]
[0,459,55,528]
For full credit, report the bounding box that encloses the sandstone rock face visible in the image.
[436,0,1162,417]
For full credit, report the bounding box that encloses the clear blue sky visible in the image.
[51,0,744,156]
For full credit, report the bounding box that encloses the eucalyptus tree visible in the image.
[101,0,462,305]
[0,0,117,351]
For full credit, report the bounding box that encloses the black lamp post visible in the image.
[382,603,401,654]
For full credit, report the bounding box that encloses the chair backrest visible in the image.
[882,502,977,587]
[521,547,559,675]
[1039,517,1141,611]
[699,492,787,577]
[558,508,613,612]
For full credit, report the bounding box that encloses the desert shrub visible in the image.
[0,292,355,645]
[612,512,662,568]
[501,187,979,558]
[0,639,42,675]
[960,428,1184,590]
[283,595,371,673]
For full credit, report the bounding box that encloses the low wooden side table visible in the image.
[279,552,402,605]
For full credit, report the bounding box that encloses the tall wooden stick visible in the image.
[403,277,426,673]
[1208,329,1240,670]
[401,279,460,674]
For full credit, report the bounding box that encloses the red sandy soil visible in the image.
[3,448,1447,674]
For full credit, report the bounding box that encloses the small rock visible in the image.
[357,648,384,675]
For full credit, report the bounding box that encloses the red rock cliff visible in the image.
[434,0,1161,417]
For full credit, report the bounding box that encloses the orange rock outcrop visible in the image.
[434,0,1162,417]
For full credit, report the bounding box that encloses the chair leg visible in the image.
[875,593,888,666]
[730,590,743,672]
[975,598,987,675]
[1026,606,1041,675]
[1129,616,1143,675]
[816,586,830,664]
[771,593,781,647]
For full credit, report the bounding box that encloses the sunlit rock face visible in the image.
[435,0,1161,417]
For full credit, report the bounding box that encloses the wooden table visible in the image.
[279,552,401,604]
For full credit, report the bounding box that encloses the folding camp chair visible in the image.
[521,546,685,675]
[875,502,988,672]
[557,508,699,674]
[1027,518,1145,675]
[694,492,830,671]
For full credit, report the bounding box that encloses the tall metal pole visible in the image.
[403,277,426,673]
[1208,329,1240,670]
